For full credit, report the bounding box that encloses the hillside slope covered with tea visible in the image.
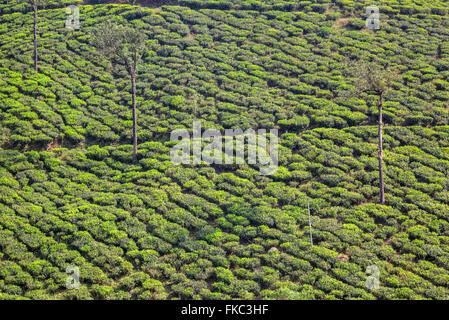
[0,0,449,299]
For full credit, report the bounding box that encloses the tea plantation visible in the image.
[0,0,449,299]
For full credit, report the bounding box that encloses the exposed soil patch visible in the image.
[332,18,349,29]
[337,254,350,262]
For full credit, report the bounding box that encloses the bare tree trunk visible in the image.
[33,4,38,72]
[131,72,138,162]
[378,91,385,205]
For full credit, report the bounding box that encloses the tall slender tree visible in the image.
[347,59,397,205]
[26,0,49,72]
[90,22,148,161]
